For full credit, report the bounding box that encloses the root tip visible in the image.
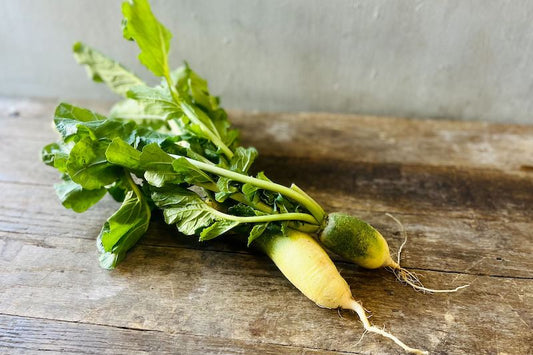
[348,299,428,355]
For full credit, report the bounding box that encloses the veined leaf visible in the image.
[215,177,237,202]
[105,138,142,170]
[151,186,219,235]
[54,103,106,139]
[173,63,218,112]
[41,142,72,173]
[179,101,220,140]
[140,143,178,187]
[107,179,128,203]
[66,137,121,189]
[199,220,239,241]
[215,147,258,202]
[229,146,257,174]
[133,127,172,148]
[122,0,172,78]
[228,203,265,217]
[55,102,105,123]
[172,157,213,185]
[54,103,136,143]
[97,188,151,269]
[247,223,268,246]
[127,85,181,120]
[109,99,169,131]
[54,177,107,213]
[73,42,145,96]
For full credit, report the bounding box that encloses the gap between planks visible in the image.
[0,313,362,355]
[4,229,530,281]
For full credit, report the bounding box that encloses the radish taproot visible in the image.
[321,212,469,293]
[257,230,428,355]
[41,0,466,354]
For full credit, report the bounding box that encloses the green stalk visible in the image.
[164,74,234,160]
[186,158,326,223]
[209,209,318,225]
[124,171,151,216]
[197,181,318,232]
[160,78,325,224]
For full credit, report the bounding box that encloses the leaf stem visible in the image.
[185,158,326,223]
[209,209,318,225]
[196,181,317,232]
[164,74,234,159]
[168,119,182,135]
[123,170,151,216]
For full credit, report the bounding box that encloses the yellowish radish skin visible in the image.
[256,230,428,355]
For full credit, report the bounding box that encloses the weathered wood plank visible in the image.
[1,97,532,355]
[255,156,533,222]
[0,314,355,355]
[233,110,533,177]
[1,236,532,355]
[1,181,531,278]
[3,134,533,224]
[1,97,532,176]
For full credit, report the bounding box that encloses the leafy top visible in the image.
[122,0,172,78]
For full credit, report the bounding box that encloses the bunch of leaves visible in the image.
[42,0,324,269]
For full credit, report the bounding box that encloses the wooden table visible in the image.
[1,97,531,354]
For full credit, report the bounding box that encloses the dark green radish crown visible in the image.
[319,213,393,269]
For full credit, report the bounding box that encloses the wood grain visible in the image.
[0,314,357,355]
[1,181,531,278]
[0,234,531,355]
[0,97,532,354]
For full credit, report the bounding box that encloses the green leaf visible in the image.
[140,142,174,165]
[215,147,258,202]
[199,220,239,241]
[248,223,268,246]
[41,142,71,173]
[54,178,107,212]
[188,67,216,111]
[55,102,105,122]
[209,108,239,148]
[229,146,257,174]
[140,143,178,187]
[97,189,151,269]
[172,157,214,184]
[54,103,137,143]
[133,127,172,148]
[151,186,218,235]
[109,99,169,130]
[214,177,237,202]
[241,183,259,202]
[66,137,121,189]
[42,142,60,166]
[54,103,106,139]
[107,180,128,202]
[122,0,172,77]
[228,203,262,217]
[173,63,219,112]
[179,101,221,142]
[73,42,145,96]
[241,172,268,201]
[105,138,142,169]
[126,85,181,120]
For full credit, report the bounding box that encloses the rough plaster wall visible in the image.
[1,0,533,123]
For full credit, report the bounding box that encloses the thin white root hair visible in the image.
[385,213,408,265]
[348,299,429,355]
[385,213,470,294]
[354,329,368,347]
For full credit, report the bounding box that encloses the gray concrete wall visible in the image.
[1,0,533,124]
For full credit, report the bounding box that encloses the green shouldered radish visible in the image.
[319,212,469,293]
[256,229,428,355]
